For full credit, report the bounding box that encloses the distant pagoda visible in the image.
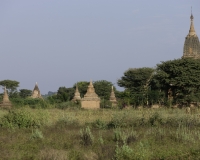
[72,84,81,101]
[0,86,12,108]
[182,11,200,59]
[110,86,117,105]
[31,82,42,98]
[81,80,100,109]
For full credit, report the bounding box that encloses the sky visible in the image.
[1,0,200,94]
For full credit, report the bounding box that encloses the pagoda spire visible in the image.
[182,9,200,59]
[72,83,81,101]
[110,86,117,105]
[188,7,196,36]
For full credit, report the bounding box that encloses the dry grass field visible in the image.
[1,107,200,159]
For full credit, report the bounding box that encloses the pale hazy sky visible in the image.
[1,0,200,94]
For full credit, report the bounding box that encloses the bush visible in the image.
[0,109,46,129]
[55,101,81,110]
[30,129,43,139]
[92,119,107,129]
[113,128,138,145]
[11,98,52,109]
[148,112,163,126]
[24,98,48,109]
[108,113,130,128]
[100,100,112,108]
[10,98,24,107]
[68,150,83,160]
[80,126,94,146]
[56,116,79,129]
[114,143,133,160]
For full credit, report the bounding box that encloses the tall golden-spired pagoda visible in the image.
[182,11,200,59]
[31,82,42,98]
[0,86,12,108]
[81,80,100,109]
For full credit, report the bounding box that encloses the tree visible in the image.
[118,68,155,92]
[117,68,156,106]
[155,58,200,105]
[19,89,32,98]
[0,80,19,92]
[56,87,74,102]
[0,80,20,98]
[93,80,114,100]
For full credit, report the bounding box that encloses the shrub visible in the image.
[10,98,24,107]
[55,101,81,110]
[56,116,79,129]
[0,109,40,128]
[80,126,94,146]
[24,98,49,109]
[113,128,123,143]
[100,100,112,108]
[113,128,138,145]
[92,119,107,129]
[114,143,133,160]
[108,113,130,128]
[11,98,52,109]
[30,129,43,139]
[68,150,83,160]
[148,112,162,126]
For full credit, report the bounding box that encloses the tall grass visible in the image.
[1,107,200,159]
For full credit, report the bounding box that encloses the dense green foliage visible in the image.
[118,67,155,93]
[0,79,19,91]
[56,87,74,102]
[117,68,160,106]
[93,80,114,100]
[73,81,89,98]
[11,98,50,109]
[19,89,32,98]
[156,58,200,105]
[117,59,200,106]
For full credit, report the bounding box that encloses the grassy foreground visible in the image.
[1,107,200,160]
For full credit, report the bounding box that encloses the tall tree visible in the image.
[156,58,200,105]
[93,80,114,100]
[117,67,162,106]
[117,68,155,93]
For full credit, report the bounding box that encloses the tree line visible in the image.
[1,58,200,108]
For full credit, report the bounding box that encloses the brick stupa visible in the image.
[72,84,81,101]
[81,80,100,109]
[31,82,42,98]
[0,86,12,108]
